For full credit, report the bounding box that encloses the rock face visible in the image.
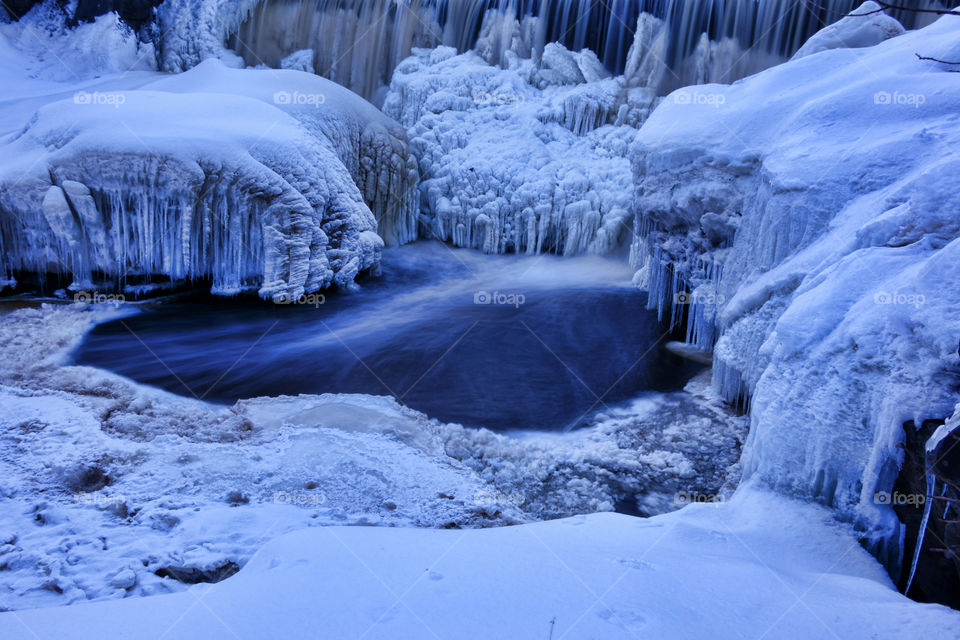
[629,11,960,581]
[0,59,419,298]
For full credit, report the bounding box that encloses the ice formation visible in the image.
[381,40,657,256]
[629,9,960,572]
[0,9,418,298]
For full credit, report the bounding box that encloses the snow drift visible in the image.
[4,488,960,639]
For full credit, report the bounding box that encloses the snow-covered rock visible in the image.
[630,11,960,569]
[1,3,157,82]
[792,2,906,60]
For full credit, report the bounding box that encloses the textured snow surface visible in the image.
[0,5,157,84]
[792,1,906,60]
[382,40,657,257]
[0,10,418,298]
[0,303,744,610]
[630,11,960,564]
[2,487,958,639]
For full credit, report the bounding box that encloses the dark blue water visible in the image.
[74,243,700,431]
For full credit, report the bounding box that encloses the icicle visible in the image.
[904,470,936,596]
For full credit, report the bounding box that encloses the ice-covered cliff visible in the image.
[0,8,418,298]
[630,8,960,570]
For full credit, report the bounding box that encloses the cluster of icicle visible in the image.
[0,145,383,300]
[628,4,960,583]
[380,40,652,257]
[0,55,424,298]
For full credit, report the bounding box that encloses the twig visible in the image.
[805,0,960,19]
[858,1,960,16]
[916,53,960,71]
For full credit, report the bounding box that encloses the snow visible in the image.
[0,1,958,634]
[0,4,157,84]
[630,9,960,568]
[791,1,906,60]
[2,486,958,639]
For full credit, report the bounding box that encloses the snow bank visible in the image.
[630,11,960,566]
[2,486,957,639]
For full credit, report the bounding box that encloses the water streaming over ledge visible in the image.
[228,0,943,100]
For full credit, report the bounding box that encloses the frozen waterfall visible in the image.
[160,0,944,101]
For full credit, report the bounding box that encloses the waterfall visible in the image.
[219,0,943,101]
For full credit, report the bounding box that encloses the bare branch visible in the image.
[916,52,960,71]
[805,0,960,18]
[858,1,960,16]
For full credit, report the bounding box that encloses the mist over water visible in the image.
[75,243,701,431]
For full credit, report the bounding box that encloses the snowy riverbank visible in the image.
[3,487,959,639]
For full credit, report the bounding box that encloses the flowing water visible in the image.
[74,242,701,431]
[229,0,941,100]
